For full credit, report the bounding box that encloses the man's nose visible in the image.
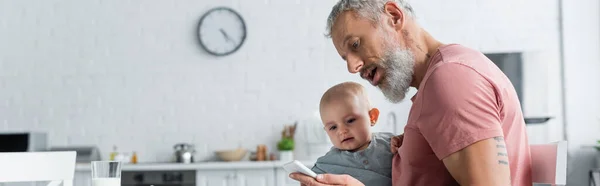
[346,55,363,74]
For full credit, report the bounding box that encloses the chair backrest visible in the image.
[530,141,567,185]
[0,151,76,186]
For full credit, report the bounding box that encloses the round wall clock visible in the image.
[197,7,247,56]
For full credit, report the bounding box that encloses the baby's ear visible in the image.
[369,108,380,126]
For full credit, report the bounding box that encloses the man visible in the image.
[290,0,532,186]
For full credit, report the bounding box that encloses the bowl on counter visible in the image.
[215,148,247,162]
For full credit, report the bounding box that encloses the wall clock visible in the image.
[197,7,247,56]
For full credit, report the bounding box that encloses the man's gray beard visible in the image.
[377,47,415,103]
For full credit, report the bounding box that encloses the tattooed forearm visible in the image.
[494,136,509,165]
[493,136,512,183]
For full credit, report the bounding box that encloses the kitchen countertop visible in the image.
[75,160,316,171]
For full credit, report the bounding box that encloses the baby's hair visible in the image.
[319,81,371,109]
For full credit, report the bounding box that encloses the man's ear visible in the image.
[369,108,380,126]
[383,2,405,30]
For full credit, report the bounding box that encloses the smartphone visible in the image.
[283,160,318,178]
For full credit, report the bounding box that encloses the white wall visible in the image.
[0,0,409,162]
[561,0,600,185]
[0,0,564,165]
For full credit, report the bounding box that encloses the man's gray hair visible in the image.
[325,0,415,38]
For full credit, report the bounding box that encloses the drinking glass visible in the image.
[91,161,122,186]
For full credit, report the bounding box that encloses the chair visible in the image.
[530,141,568,185]
[0,151,76,186]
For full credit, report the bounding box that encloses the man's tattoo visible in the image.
[415,44,428,56]
[401,29,410,37]
[498,160,509,165]
[494,136,509,165]
[402,29,431,58]
[493,136,504,142]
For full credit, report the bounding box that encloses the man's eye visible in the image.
[352,41,359,49]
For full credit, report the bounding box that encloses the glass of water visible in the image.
[91,161,122,186]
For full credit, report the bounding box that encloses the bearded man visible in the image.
[290,0,533,186]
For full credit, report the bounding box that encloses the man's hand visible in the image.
[442,136,512,186]
[289,173,365,186]
[391,134,404,154]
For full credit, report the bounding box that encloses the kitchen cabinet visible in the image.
[196,170,235,186]
[0,183,38,186]
[74,171,92,186]
[196,169,275,186]
[70,160,313,186]
[236,169,275,186]
[1,182,75,186]
[1,182,77,186]
[275,168,304,186]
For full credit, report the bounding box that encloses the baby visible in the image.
[310,81,395,185]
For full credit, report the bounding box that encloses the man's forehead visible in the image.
[331,11,378,42]
[330,11,359,41]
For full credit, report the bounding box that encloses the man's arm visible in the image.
[442,136,511,186]
[418,63,512,185]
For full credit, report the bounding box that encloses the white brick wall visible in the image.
[0,0,563,164]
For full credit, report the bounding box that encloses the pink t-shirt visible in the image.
[392,44,532,186]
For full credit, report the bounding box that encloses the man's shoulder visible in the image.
[437,44,483,62]
[422,44,500,91]
[434,44,498,74]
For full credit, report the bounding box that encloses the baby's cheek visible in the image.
[328,136,339,145]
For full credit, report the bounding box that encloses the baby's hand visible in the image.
[390,134,404,154]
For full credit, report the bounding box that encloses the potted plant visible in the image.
[277,123,296,161]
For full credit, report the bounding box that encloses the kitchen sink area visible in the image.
[66,124,318,186]
[73,160,315,186]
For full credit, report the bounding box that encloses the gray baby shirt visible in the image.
[310,132,395,186]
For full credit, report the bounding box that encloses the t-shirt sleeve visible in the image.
[418,62,504,160]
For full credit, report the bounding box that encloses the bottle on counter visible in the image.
[131,151,138,164]
[256,145,268,161]
[109,146,118,161]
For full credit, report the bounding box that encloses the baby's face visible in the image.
[320,95,373,152]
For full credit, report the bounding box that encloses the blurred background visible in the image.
[0,0,598,185]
